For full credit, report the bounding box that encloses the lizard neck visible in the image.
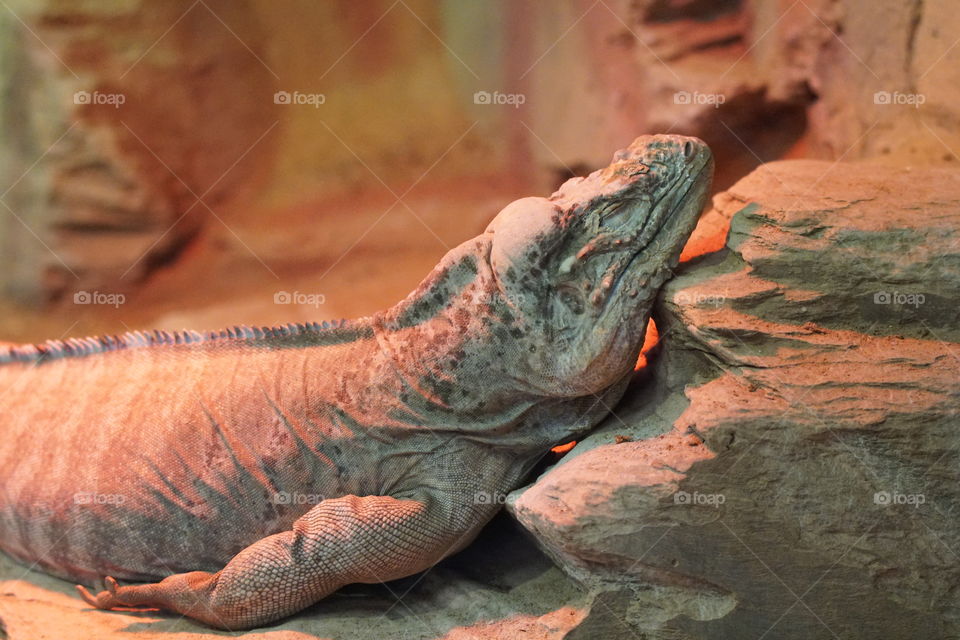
[371,235,552,447]
[372,233,499,369]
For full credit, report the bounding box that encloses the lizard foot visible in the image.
[76,576,121,609]
[76,576,154,610]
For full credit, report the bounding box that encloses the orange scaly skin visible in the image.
[0,135,712,629]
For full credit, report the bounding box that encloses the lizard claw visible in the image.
[76,576,121,610]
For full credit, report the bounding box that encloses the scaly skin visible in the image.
[0,135,713,629]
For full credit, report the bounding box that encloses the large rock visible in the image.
[519,0,960,191]
[508,160,960,639]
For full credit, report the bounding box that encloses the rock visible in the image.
[508,160,960,639]
[518,0,960,195]
[0,0,278,302]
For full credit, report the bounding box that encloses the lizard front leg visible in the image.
[77,492,482,629]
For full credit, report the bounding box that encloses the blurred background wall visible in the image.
[0,0,956,341]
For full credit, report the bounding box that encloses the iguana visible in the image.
[0,134,712,629]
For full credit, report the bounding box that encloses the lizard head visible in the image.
[485,134,713,395]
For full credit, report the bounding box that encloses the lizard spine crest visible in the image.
[0,319,353,366]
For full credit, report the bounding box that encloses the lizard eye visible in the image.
[602,203,631,231]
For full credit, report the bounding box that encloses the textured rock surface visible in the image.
[521,0,960,187]
[509,160,960,639]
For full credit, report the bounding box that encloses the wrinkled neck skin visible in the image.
[371,237,593,448]
[369,233,646,452]
[372,236,527,400]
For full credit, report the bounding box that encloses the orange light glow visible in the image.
[634,319,660,370]
[679,212,731,263]
[631,210,728,369]
[551,440,576,454]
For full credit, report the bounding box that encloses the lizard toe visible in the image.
[76,582,116,610]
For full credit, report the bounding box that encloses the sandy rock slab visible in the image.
[509,161,960,640]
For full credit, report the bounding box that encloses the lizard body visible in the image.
[0,135,713,628]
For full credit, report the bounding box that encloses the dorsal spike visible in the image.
[0,314,358,367]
